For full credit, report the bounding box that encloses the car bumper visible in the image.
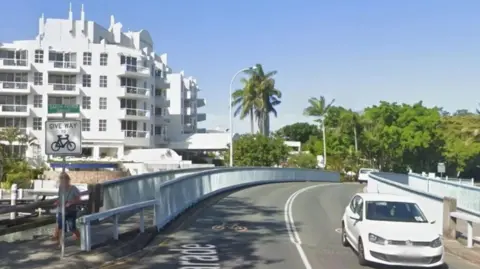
[364,243,444,267]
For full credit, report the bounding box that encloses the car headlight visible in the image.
[430,237,442,248]
[368,233,387,245]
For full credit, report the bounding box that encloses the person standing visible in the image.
[52,172,81,244]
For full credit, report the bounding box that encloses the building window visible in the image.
[34,50,44,63]
[33,95,43,108]
[47,96,76,105]
[99,97,107,110]
[82,74,91,87]
[83,52,92,65]
[34,72,43,85]
[82,118,90,131]
[33,117,42,130]
[100,53,108,66]
[82,96,91,109]
[150,124,153,136]
[99,119,107,132]
[99,75,107,87]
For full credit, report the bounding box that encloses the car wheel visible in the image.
[341,223,349,247]
[357,238,368,266]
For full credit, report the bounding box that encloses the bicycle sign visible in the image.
[45,120,81,155]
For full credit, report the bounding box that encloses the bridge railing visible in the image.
[78,167,341,251]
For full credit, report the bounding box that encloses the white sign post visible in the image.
[45,104,81,258]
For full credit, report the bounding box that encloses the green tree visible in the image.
[274,122,319,143]
[286,153,318,169]
[303,96,335,167]
[226,134,290,166]
[231,78,257,134]
[477,103,480,114]
[243,64,281,136]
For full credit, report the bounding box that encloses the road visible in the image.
[127,182,480,269]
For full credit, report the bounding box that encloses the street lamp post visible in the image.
[229,66,256,167]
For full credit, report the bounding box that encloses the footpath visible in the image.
[0,209,156,269]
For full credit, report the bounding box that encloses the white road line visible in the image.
[284,183,336,269]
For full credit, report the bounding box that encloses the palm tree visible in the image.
[303,96,335,168]
[231,78,257,134]
[243,64,281,136]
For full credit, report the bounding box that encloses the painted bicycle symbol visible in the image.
[212,222,248,232]
[51,134,76,152]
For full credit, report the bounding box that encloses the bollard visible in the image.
[10,184,18,220]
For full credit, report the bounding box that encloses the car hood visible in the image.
[363,221,439,241]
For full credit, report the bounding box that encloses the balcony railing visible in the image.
[50,61,77,69]
[0,105,28,112]
[51,83,77,92]
[124,86,149,96]
[123,130,149,138]
[0,81,28,90]
[0,58,28,67]
[125,108,149,117]
[0,127,27,135]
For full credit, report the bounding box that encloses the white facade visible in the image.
[0,5,206,161]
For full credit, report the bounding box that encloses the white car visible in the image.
[341,193,444,268]
[357,168,379,183]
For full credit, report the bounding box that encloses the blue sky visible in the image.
[1,0,479,134]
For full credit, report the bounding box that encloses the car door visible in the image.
[350,198,364,244]
[345,195,361,242]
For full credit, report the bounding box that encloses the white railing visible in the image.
[0,58,28,67]
[79,168,341,251]
[123,86,149,96]
[124,108,149,117]
[123,130,149,138]
[50,61,77,69]
[79,200,157,251]
[50,83,77,92]
[121,64,149,74]
[0,104,28,113]
[0,81,28,90]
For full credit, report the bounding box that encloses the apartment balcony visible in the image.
[0,58,31,71]
[123,130,151,147]
[47,83,80,96]
[155,95,170,107]
[118,86,150,99]
[0,81,31,94]
[197,113,206,122]
[120,108,150,120]
[0,127,28,135]
[197,98,206,108]
[154,134,168,145]
[155,76,169,89]
[118,64,150,78]
[46,61,81,74]
[155,115,170,125]
[0,105,30,117]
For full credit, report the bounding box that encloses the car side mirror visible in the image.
[350,213,361,221]
[430,220,436,224]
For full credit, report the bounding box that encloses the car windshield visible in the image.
[359,169,372,174]
[365,201,428,223]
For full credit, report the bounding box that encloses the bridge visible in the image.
[0,167,479,268]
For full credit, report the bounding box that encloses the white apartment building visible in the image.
[0,5,206,161]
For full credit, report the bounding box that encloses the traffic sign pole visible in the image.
[61,111,66,259]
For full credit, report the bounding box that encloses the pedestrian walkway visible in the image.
[0,209,155,269]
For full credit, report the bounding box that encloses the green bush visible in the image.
[286,153,318,169]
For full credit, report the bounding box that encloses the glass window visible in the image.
[365,201,428,223]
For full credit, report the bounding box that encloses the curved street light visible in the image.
[229,65,257,167]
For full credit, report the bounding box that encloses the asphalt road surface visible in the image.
[127,182,480,269]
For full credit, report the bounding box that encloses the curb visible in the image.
[444,241,480,265]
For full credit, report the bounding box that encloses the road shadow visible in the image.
[133,188,304,269]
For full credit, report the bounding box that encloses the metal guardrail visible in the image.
[79,167,341,251]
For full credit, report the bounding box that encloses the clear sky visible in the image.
[1,0,479,134]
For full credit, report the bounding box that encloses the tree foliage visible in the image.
[226,134,290,166]
[274,122,319,143]
[279,99,480,179]
[286,153,318,169]
[231,64,281,136]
